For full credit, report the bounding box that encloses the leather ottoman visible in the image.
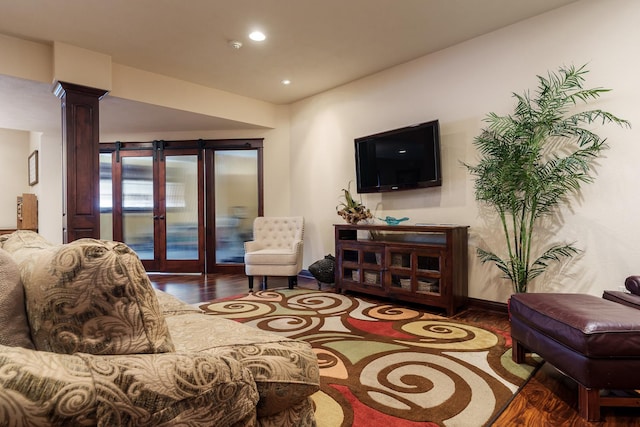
[509,292,640,421]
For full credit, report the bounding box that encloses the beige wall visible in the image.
[0,33,51,83]
[0,129,62,243]
[0,129,31,228]
[290,0,640,302]
[31,132,62,244]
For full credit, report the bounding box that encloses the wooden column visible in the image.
[54,82,108,243]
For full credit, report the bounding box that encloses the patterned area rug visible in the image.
[199,289,538,427]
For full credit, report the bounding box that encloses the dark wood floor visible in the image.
[148,273,640,426]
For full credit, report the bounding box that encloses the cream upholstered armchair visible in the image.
[244,216,304,291]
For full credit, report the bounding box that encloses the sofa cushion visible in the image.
[22,238,174,355]
[0,344,259,426]
[0,248,34,349]
[154,288,203,316]
[165,313,320,417]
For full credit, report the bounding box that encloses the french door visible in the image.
[101,147,203,272]
[209,149,261,268]
[100,139,263,273]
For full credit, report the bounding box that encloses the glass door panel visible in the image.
[165,155,199,260]
[99,153,113,241]
[390,252,411,268]
[343,249,358,263]
[214,150,258,264]
[391,274,413,291]
[363,269,383,287]
[122,156,155,260]
[416,278,440,295]
[362,250,382,266]
[387,248,414,292]
[417,254,440,272]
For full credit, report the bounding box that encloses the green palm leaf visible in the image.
[464,64,630,294]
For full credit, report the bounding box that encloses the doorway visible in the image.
[100,139,263,273]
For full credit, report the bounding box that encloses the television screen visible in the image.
[355,120,441,193]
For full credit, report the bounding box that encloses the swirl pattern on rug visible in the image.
[201,289,537,427]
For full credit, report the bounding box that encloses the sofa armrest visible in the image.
[603,290,640,310]
[0,344,97,425]
[0,345,259,426]
[81,351,259,426]
[291,239,304,253]
[625,275,640,295]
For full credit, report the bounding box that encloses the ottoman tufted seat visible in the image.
[510,292,640,421]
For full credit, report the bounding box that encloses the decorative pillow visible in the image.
[23,238,174,355]
[625,275,640,296]
[0,248,34,349]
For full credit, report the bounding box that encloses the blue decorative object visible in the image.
[378,216,409,226]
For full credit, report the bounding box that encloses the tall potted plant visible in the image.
[465,64,629,293]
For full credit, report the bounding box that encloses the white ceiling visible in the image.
[0,0,578,134]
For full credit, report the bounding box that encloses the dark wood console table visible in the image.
[334,223,468,316]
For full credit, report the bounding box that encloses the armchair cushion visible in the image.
[17,237,174,355]
[244,248,300,266]
[0,248,34,349]
[0,344,259,426]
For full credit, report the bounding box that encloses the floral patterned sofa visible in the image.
[0,231,319,426]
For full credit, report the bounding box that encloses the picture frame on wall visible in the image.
[28,150,38,186]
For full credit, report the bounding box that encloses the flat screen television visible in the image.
[355,120,441,193]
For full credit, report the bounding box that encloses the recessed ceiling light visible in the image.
[281,79,291,85]
[249,31,266,42]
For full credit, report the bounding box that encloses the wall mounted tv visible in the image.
[355,119,441,193]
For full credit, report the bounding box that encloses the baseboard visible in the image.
[299,269,314,279]
[300,270,509,314]
[467,297,508,314]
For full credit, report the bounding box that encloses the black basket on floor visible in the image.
[309,254,336,288]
